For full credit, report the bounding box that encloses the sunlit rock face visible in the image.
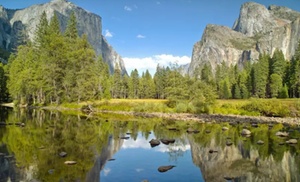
[189,2,300,75]
[0,0,127,74]
[188,137,300,182]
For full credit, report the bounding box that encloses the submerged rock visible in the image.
[276,131,289,137]
[120,136,130,140]
[149,139,160,147]
[158,165,176,173]
[222,127,229,131]
[226,141,233,146]
[161,139,175,145]
[64,161,77,165]
[257,140,264,145]
[209,149,218,154]
[286,139,297,144]
[48,169,55,174]
[59,152,67,158]
[224,176,234,180]
[187,128,195,133]
[241,129,251,135]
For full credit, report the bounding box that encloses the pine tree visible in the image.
[153,65,166,99]
[270,73,282,98]
[289,41,300,98]
[49,12,61,35]
[34,11,49,47]
[112,63,122,98]
[0,63,8,102]
[65,12,78,39]
[279,84,289,98]
[270,49,286,77]
[129,69,139,99]
[253,53,269,98]
[201,63,214,85]
[233,84,241,99]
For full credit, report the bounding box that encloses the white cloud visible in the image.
[121,134,191,153]
[136,34,146,39]
[104,29,113,38]
[123,54,191,76]
[124,5,132,11]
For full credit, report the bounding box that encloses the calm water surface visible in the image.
[0,107,300,182]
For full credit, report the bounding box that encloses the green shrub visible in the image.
[242,98,290,117]
[176,102,188,113]
[166,99,177,108]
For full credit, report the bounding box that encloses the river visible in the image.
[0,107,299,182]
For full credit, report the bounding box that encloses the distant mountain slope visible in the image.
[189,2,300,75]
[0,0,127,75]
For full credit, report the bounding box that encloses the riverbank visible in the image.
[3,99,300,125]
[98,110,300,126]
[41,104,300,126]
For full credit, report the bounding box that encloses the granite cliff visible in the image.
[0,0,127,74]
[189,2,300,75]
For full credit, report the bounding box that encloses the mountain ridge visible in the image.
[0,0,127,75]
[188,2,300,75]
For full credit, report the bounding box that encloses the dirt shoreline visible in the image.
[3,103,300,125]
[98,110,300,126]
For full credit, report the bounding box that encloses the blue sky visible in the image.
[1,0,300,74]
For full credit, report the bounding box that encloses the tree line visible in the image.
[0,12,300,106]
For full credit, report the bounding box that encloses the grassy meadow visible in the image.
[56,98,300,118]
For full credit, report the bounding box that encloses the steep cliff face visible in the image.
[0,0,127,74]
[189,2,300,75]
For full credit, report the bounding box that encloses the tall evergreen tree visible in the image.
[34,11,49,47]
[128,69,140,99]
[153,65,166,99]
[270,74,282,98]
[0,63,8,102]
[252,53,269,97]
[65,12,78,39]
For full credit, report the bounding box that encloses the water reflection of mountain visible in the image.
[189,137,300,182]
[86,135,123,182]
[0,144,22,182]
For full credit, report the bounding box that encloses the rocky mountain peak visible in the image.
[233,2,278,36]
[0,1,127,75]
[189,2,300,76]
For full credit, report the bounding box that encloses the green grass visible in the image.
[213,98,300,117]
[49,98,300,118]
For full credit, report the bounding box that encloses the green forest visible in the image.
[0,12,300,108]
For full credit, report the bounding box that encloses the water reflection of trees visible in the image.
[1,109,300,181]
[187,122,300,182]
[1,110,113,181]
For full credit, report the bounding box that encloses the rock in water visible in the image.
[158,165,175,173]
[161,139,175,145]
[241,129,251,135]
[226,141,233,146]
[149,139,160,147]
[120,136,130,140]
[286,139,297,144]
[64,161,77,165]
[59,152,67,158]
[276,131,289,137]
[257,140,264,145]
[222,127,229,131]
